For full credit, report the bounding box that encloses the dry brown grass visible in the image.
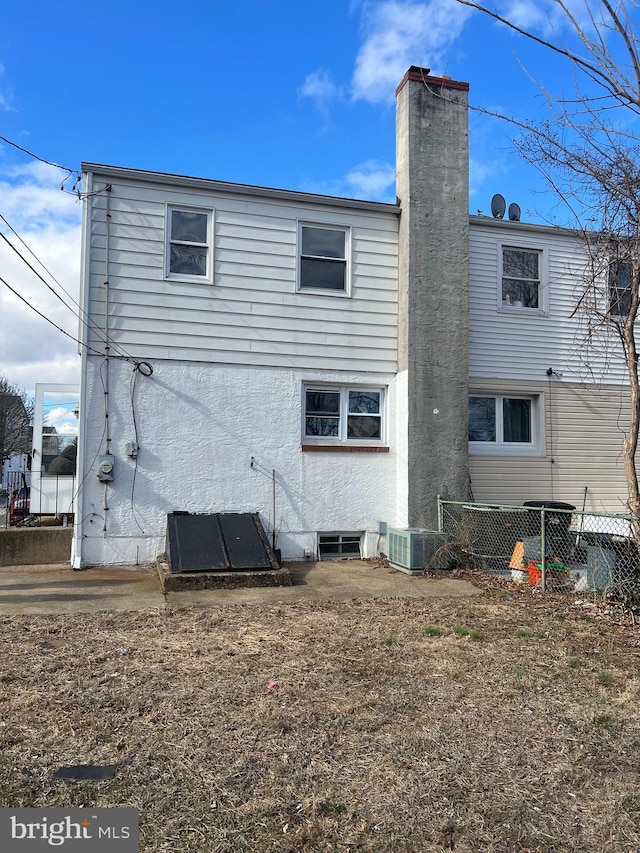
[2,590,640,852]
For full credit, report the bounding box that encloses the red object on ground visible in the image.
[528,561,542,586]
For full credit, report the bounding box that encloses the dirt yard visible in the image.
[2,586,640,852]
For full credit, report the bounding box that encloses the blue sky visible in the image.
[0,0,636,407]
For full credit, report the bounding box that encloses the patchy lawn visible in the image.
[1,591,640,852]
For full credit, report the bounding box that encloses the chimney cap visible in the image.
[396,67,470,96]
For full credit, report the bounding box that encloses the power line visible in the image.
[0,135,105,200]
[0,274,104,358]
[0,212,140,365]
[0,133,78,178]
[0,231,78,316]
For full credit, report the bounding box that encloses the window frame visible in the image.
[302,384,385,446]
[318,532,363,560]
[608,259,633,318]
[165,205,214,283]
[468,392,544,456]
[297,222,351,296]
[498,243,547,314]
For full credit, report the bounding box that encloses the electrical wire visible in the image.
[0,274,105,358]
[0,232,80,317]
[0,208,141,366]
[0,212,80,306]
[0,133,77,176]
[128,365,146,534]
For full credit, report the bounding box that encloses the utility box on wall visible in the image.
[387,528,449,574]
[97,455,115,482]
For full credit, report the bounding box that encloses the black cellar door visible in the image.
[166,512,280,573]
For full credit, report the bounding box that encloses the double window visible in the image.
[298,224,349,293]
[501,246,542,310]
[304,386,383,444]
[166,207,212,281]
[469,393,541,454]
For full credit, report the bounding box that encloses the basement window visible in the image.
[318,533,362,560]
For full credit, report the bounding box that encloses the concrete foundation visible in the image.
[157,558,293,592]
[0,527,72,566]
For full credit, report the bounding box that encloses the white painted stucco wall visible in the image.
[74,357,400,566]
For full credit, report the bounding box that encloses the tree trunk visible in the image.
[622,320,640,539]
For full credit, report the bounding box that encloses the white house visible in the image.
[72,67,633,569]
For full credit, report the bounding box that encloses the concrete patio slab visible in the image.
[0,559,482,615]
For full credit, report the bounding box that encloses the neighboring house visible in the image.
[1,453,29,492]
[72,66,632,569]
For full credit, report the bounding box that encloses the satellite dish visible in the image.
[508,202,521,222]
[491,194,506,219]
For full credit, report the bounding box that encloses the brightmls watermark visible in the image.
[0,808,138,851]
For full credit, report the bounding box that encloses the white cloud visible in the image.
[0,62,14,111]
[469,155,512,203]
[299,69,340,103]
[47,406,79,434]
[344,160,396,198]
[501,0,597,35]
[298,68,344,124]
[352,0,473,104]
[300,159,396,202]
[0,162,82,398]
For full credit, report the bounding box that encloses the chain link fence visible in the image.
[438,499,640,596]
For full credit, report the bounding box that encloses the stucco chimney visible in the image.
[396,66,470,527]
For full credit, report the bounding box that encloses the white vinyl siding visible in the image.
[85,172,398,373]
[469,218,628,384]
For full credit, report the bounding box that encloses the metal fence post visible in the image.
[437,495,443,533]
[541,508,546,593]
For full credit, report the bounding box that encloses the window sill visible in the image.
[297,288,351,297]
[498,305,546,316]
[166,275,213,285]
[301,444,389,453]
[469,445,544,457]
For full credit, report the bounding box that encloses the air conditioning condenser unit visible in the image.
[387,528,449,574]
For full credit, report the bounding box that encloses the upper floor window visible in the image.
[304,386,383,444]
[501,247,541,309]
[167,207,212,281]
[608,260,632,318]
[298,224,349,293]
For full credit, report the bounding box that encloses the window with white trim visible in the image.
[469,394,542,455]
[166,207,212,280]
[303,386,384,443]
[608,259,632,317]
[298,224,349,292]
[501,246,542,309]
